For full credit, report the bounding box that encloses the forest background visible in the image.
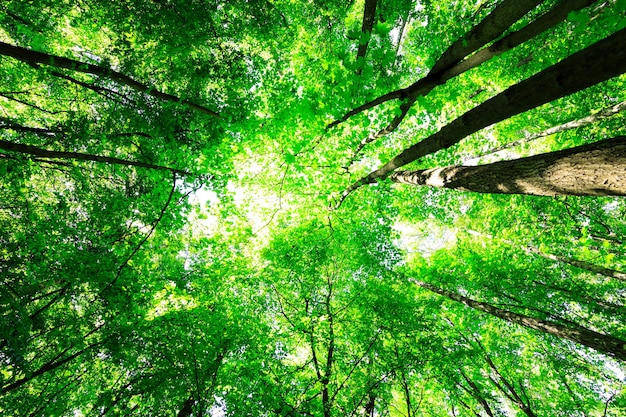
[1,0,626,416]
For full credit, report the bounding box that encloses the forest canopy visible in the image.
[1,0,626,416]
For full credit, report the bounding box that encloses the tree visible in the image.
[339,26,626,204]
[410,276,626,361]
[389,136,626,196]
[2,0,626,416]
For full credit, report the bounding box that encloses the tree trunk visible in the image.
[329,0,550,129]
[523,245,626,281]
[341,0,595,168]
[0,139,189,174]
[0,41,219,117]
[411,279,626,361]
[389,136,626,196]
[340,27,626,202]
[355,0,378,73]
[429,0,543,74]
[458,370,495,417]
[440,0,596,80]
[470,99,626,162]
[177,397,195,417]
[331,0,594,133]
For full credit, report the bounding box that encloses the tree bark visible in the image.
[439,0,597,80]
[458,370,495,417]
[471,99,626,161]
[389,136,626,197]
[355,0,378,74]
[411,279,626,361]
[0,41,220,117]
[177,397,195,417]
[329,0,551,129]
[429,0,543,75]
[523,245,626,282]
[338,27,626,204]
[0,139,189,174]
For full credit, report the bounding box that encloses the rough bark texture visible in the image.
[0,41,220,117]
[340,27,626,201]
[330,0,550,129]
[441,0,597,80]
[341,0,596,167]
[390,137,626,197]
[412,279,626,361]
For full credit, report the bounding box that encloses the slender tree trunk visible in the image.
[523,245,626,282]
[480,352,537,417]
[329,0,549,129]
[389,136,626,197]
[429,0,543,74]
[322,288,335,417]
[440,0,596,80]
[411,278,626,361]
[363,393,376,417]
[471,99,626,161]
[331,0,595,133]
[466,229,626,284]
[0,41,219,117]
[0,139,189,174]
[458,370,495,417]
[177,397,195,417]
[339,28,626,203]
[355,0,378,74]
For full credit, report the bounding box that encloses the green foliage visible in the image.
[2,0,626,416]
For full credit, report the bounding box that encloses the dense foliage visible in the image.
[1,0,626,416]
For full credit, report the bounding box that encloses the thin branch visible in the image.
[104,173,178,291]
[0,137,190,174]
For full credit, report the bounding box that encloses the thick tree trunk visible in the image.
[342,0,595,168]
[411,279,626,361]
[389,136,626,197]
[339,27,626,202]
[0,41,219,117]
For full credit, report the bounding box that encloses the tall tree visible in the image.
[389,136,626,196]
[410,277,626,360]
[339,27,626,204]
